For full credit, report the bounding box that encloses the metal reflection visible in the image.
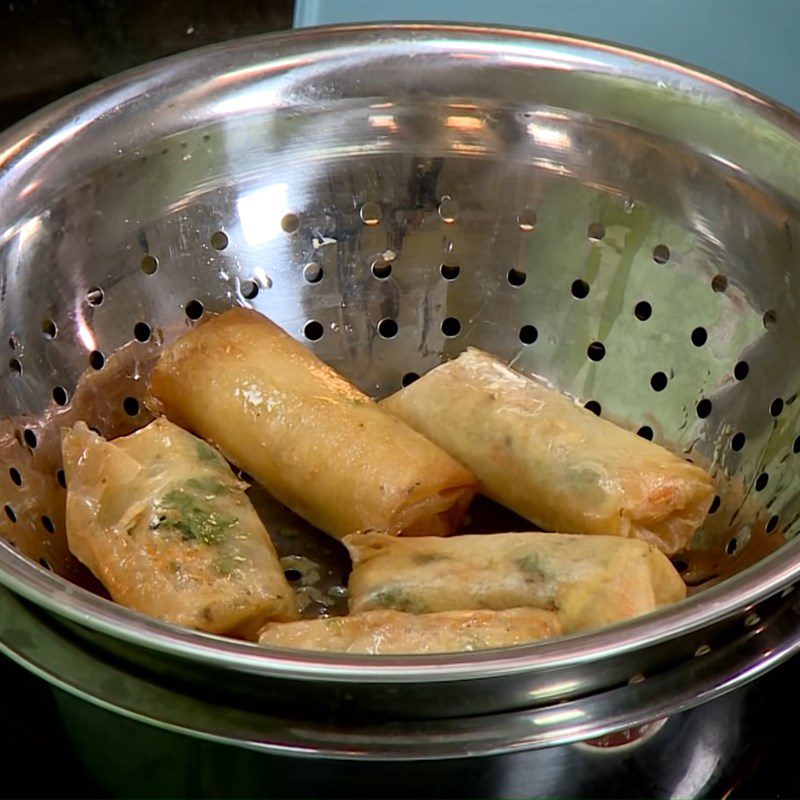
[237,183,290,245]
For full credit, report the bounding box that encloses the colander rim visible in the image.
[0,22,798,684]
[0,21,797,168]
[2,534,798,682]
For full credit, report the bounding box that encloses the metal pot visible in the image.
[2,586,792,797]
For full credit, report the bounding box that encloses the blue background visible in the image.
[295,0,800,110]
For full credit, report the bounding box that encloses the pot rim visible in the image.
[2,583,799,758]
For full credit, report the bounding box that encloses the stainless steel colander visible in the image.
[0,23,799,763]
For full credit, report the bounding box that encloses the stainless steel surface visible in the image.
[0,23,799,738]
[50,687,754,799]
[3,583,798,764]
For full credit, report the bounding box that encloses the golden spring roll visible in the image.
[345,532,686,633]
[259,607,562,654]
[382,348,715,554]
[146,308,477,540]
[62,419,298,637]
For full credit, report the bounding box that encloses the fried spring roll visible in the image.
[259,607,561,654]
[345,532,686,633]
[146,309,477,540]
[382,348,714,554]
[61,419,298,636]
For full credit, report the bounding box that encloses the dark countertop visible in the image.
[1,655,104,799]
[0,0,293,131]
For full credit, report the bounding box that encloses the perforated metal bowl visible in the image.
[0,24,799,756]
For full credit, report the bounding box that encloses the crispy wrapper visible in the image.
[146,309,477,540]
[345,531,686,633]
[382,348,714,554]
[62,418,298,637]
[259,607,561,654]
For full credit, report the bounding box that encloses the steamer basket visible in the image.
[1,24,799,757]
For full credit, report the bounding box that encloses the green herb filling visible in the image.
[155,487,237,546]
